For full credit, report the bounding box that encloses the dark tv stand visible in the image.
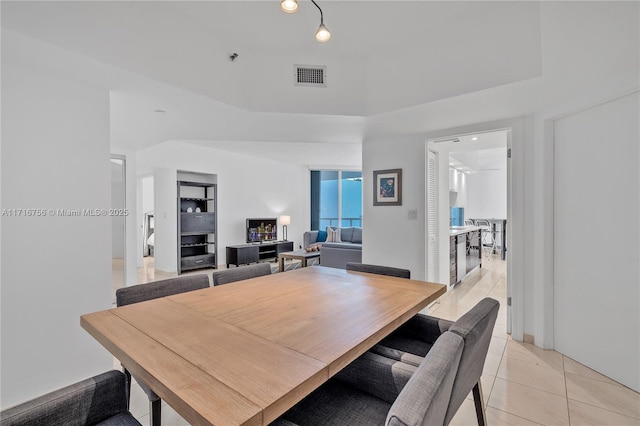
[226,241,294,268]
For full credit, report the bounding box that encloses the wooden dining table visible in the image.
[81,265,446,426]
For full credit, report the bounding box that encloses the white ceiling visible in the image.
[430,129,508,173]
[1,1,542,116]
[2,1,638,166]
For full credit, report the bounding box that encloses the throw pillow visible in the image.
[326,227,342,243]
[317,230,327,242]
[352,227,363,243]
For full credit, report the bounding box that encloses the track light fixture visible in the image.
[281,0,331,42]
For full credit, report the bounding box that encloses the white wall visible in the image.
[136,142,309,271]
[153,168,178,272]
[448,168,467,209]
[362,137,427,279]
[466,169,507,219]
[1,37,112,408]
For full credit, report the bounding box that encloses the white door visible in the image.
[553,91,639,391]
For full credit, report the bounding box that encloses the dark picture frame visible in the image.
[373,168,402,206]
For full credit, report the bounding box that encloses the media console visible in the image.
[226,241,294,268]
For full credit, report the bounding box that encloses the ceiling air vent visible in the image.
[294,65,327,87]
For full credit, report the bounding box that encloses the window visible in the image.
[310,170,362,230]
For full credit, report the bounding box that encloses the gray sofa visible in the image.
[303,227,362,269]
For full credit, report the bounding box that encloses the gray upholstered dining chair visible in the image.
[271,331,464,426]
[212,262,272,285]
[0,370,141,426]
[346,262,411,279]
[370,297,500,426]
[115,274,210,426]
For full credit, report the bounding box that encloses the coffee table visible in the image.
[278,249,320,272]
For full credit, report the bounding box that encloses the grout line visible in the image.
[493,376,571,400]
[489,407,546,425]
[566,397,640,421]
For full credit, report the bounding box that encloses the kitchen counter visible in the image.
[449,227,482,287]
[449,226,481,236]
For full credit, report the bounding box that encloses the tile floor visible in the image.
[124,256,640,425]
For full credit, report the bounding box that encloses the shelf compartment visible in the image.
[180,253,216,271]
[181,242,215,248]
[181,212,215,234]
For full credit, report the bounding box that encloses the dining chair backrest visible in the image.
[212,262,272,286]
[386,331,464,426]
[0,370,139,426]
[115,274,210,426]
[444,297,499,424]
[116,274,210,307]
[346,262,411,279]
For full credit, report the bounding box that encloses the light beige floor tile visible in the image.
[563,356,623,387]
[429,302,470,321]
[483,354,502,377]
[488,378,570,425]
[503,339,565,371]
[486,407,543,425]
[488,336,507,357]
[129,382,153,419]
[568,399,640,425]
[465,374,496,405]
[449,398,480,426]
[492,320,509,339]
[565,373,640,419]
[497,356,566,397]
[160,403,191,425]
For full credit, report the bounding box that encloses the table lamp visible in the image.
[279,215,291,241]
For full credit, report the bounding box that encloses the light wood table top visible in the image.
[82,266,446,426]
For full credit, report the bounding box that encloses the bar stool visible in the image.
[475,220,494,261]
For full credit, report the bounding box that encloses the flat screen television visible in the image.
[246,218,277,243]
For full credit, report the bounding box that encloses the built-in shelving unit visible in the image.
[178,180,217,273]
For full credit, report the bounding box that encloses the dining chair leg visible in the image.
[150,399,161,426]
[472,381,487,426]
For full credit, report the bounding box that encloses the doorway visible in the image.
[111,155,126,299]
[426,129,511,332]
[139,175,156,282]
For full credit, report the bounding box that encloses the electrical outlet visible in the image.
[407,209,418,220]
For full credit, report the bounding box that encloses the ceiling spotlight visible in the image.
[280,0,298,13]
[471,137,478,141]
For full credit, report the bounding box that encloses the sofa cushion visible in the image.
[340,227,355,242]
[322,242,362,250]
[352,227,363,243]
[317,230,327,242]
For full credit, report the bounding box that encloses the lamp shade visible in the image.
[279,215,291,226]
[315,23,331,42]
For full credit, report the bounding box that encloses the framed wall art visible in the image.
[373,168,402,206]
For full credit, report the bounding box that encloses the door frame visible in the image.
[424,117,524,341]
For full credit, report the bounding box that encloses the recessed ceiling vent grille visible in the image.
[294,65,327,87]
